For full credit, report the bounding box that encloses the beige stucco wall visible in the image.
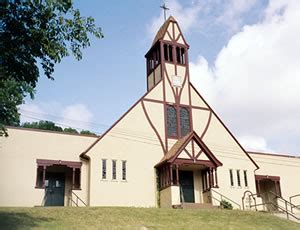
[160,187,172,208]
[250,153,300,207]
[0,128,97,207]
[87,102,164,207]
[190,90,258,208]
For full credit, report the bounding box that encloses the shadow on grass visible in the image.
[0,211,52,230]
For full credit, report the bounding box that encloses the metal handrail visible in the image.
[210,188,241,209]
[250,201,300,221]
[289,194,300,213]
[69,190,87,207]
[248,191,300,221]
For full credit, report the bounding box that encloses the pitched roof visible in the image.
[152,16,176,46]
[156,131,222,167]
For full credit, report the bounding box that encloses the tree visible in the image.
[80,130,97,136]
[63,127,78,134]
[22,120,63,132]
[0,0,103,136]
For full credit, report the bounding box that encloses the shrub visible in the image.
[220,200,233,210]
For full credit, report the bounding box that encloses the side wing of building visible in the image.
[0,127,97,207]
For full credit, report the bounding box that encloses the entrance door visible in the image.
[179,171,195,203]
[259,179,279,211]
[44,173,65,206]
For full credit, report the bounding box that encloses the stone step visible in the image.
[173,203,219,209]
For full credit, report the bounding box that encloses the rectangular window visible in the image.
[112,160,117,180]
[229,169,234,186]
[176,47,185,65]
[237,170,241,187]
[244,170,248,187]
[102,159,107,179]
[164,44,173,62]
[122,160,127,181]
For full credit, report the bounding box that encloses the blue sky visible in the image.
[20,0,300,155]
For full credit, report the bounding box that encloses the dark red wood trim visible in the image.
[183,148,193,159]
[200,111,212,139]
[195,150,203,159]
[248,151,300,159]
[36,159,82,168]
[166,31,172,41]
[141,100,166,154]
[174,21,189,47]
[174,158,214,167]
[191,105,210,111]
[255,175,280,181]
[161,40,188,49]
[172,22,175,41]
[191,140,195,158]
[190,83,259,169]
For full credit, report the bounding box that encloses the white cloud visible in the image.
[19,103,94,131]
[190,0,300,154]
[59,104,93,130]
[217,0,259,32]
[239,135,273,152]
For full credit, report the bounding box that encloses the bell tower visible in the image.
[145,16,192,144]
[145,16,189,93]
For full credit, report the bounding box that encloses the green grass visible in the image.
[0,207,299,230]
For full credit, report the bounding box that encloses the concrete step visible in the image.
[174,203,219,209]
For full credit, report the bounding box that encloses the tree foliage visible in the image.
[0,0,103,135]
[21,120,97,136]
[22,120,63,132]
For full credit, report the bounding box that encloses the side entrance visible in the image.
[44,173,65,206]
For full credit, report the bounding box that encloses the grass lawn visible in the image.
[0,207,299,230]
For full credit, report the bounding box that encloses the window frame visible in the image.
[179,106,191,137]
[166,105,178,138]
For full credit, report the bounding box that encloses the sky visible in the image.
[20,0,300,156]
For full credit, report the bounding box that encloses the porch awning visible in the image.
[155,131,222,168]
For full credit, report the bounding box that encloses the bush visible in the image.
[220,200,233,210]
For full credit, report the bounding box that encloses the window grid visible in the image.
[167,105,177,137]
[237,170,241,187]
[102,159,107,179]
[112,160,117,180]
[180,107,190,136]
[229,169,234,186]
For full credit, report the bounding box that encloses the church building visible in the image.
[1,17,299,212]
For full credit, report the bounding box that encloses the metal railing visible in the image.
[289,194,300,214]
[209,188,241,209]
[247,191,299,221]
[69,190,87,207]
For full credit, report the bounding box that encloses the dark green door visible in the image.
[179,171,195,203]
[44,173,65,206]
